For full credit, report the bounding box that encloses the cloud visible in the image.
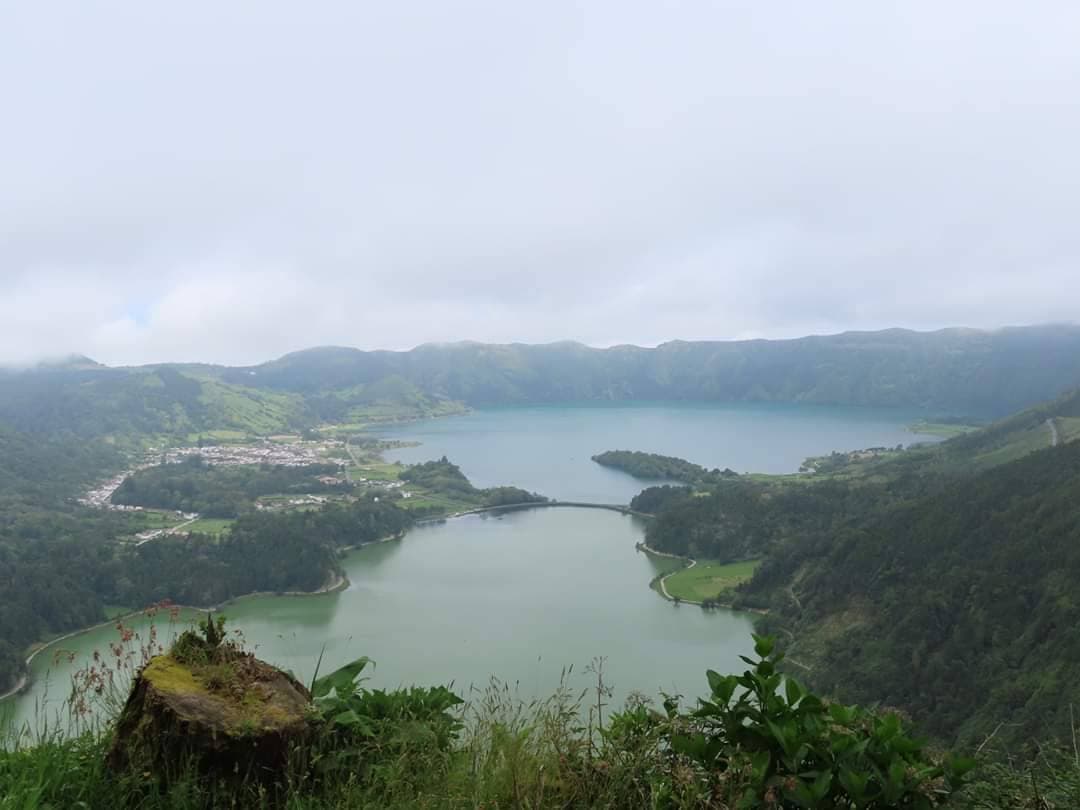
[1,1,1078,365]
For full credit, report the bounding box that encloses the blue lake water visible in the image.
[384,402,937,502]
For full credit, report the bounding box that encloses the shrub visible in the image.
[654,635,975,807]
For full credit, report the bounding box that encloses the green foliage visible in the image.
[0,492,410,693]
[398,456,477,498]
[481,485,550,507]
[633,391,1080,752]
[1,640,978,808]
[952,743,1080,809]
[112,455,347,517]
[222,325,1080,415]
[662,559,760,604]
[592,450,719,483]
[399,456,547,508]
[0,366,306,445]
[716,439,1080,751]
[658,635,974,807]
[170,614,230,667]
[631,484,695,514]
[643,476,862,562]
[938,387,1080,468]
[310,655,465,788]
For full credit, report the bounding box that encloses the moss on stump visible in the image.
[106,650,312,789]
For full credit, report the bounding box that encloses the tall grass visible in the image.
[1,617,1069,809]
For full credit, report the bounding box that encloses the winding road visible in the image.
[659,558,697,600]
[635,542,698,601]
[1047,418,1060,447]
[133,515,200,547]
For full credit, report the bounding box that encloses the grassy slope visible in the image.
[934,387,1080,467]
[803,388,1080,483]
[184,517,234,536]
[726,393,1080,752]
[908,421,982,437]
[219,325,1080,415]
[663,560,761,602]
[777,442,1080,745]
[194,378,307,436]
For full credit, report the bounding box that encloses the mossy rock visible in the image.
[107,651,312,790]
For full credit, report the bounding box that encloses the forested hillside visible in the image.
[635,390,1080,751]
[0,365,306,443]
[221,325,1080,415]
[743,440,1080,749]
[0,461,411,695]
[592,450,715,483]
[398,457,548,507]
[6,326,1080,441]
[5,328,1080,752]
[0,362,413,693]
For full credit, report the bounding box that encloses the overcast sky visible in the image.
[2,2,1078,366]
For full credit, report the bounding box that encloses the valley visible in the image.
[1,400,926,731]
[3,327,1080,807]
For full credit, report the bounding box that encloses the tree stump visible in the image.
[106,651,312,790]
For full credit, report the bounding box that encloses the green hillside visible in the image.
[8,326,1080,447]
[743,440,1080,749]
[634,390,1080,752]
[217,325,1080,415]
[0,366,307,445]
[932,387,1080,469]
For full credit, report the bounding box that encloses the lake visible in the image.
[2,509,755,739]
[2,403,935,738]
[384,402,936,502]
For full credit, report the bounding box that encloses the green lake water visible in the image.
[2,403,936,739]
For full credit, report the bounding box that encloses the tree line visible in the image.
[111,456,348,517]
[399,457,547,507]
[636,431,1080,752]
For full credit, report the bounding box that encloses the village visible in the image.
[78,437,343,509]
[77,436,409,544]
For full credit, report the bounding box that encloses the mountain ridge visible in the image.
[5,324,1080,440]
[12,322,1079,372]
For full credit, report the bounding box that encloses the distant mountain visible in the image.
[219,324,1080,416]
[4,325,1080,445]
[35,353,104,370]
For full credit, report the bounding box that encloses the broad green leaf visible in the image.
[784,677,804,706]
[312,656,374,699]
[812,770,833,800]
[753,634,776,658]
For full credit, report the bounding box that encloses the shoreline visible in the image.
[638,543,768,615]
[2,506,721,704]
[1,508,628,702]
[638,542,700,603]
[0,532,410,704]
[0,514,494,708]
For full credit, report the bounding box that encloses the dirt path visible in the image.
[786,584,803,611]
[636,543,699,601]
[659,558,696,600]
[133,515,200,547]
[1048,417,1060,447]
